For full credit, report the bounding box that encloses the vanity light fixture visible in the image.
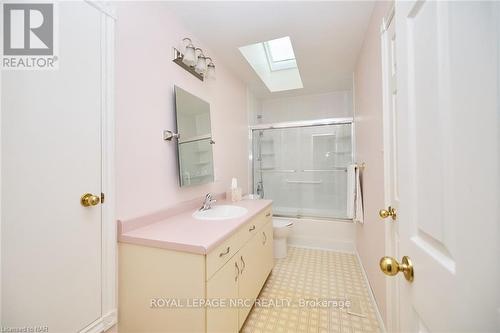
[194,48,207,74]
[173,38,215,81]
[205,58,216,80]
[181,38,196,66]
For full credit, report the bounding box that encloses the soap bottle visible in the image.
[228,177,242,202]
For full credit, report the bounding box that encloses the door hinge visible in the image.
[101,192,105,204]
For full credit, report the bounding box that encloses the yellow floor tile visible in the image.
[241,247,382,333]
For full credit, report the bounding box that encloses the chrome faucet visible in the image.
[200,193,217,211]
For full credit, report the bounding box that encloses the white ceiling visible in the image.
[166,1,375,100]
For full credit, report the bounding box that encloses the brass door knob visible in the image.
[81,193,100,207]
[380,256,414,282]
[379,206,397,220]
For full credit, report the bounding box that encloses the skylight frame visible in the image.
[238,36,303,93]
[263,37,298,72]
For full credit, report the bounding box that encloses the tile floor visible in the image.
[241,247,382,333]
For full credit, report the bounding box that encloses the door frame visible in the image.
[0,2,117,332]
[0,29,2,328]
[380,4,399,333]
[80,3,118,332]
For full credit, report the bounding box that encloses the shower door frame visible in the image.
[248,117,355,221]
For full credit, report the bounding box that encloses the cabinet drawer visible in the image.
[206,232,245,280]
[206,207,272,280]
[206,205,272,280]
[235,205,272,251]
[260,206,272,223]
[239,209,271,242]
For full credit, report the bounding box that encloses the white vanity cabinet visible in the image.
[206,255,240,333]
[207,212,273,332]
[118,205,273,333]
[236,221,273,328]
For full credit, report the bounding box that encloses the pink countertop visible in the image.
[117,198,272,255]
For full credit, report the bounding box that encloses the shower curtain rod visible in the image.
[249,117,353,130]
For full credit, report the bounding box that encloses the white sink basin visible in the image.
[193,205,248,220]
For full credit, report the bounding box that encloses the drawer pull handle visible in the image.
[249,225,256,232]
[219,246,230,257]
[263,231,267,245]
[240,256,245,274]
[235,262,239,282]
[265,212,271,217]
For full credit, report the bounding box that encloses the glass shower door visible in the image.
[296,124,352,219]
[252,123,352,219]
[253,127,301,216]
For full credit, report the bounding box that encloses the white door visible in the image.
[391,1,500,332]
[2,2,104,331]
[380,7,401,333]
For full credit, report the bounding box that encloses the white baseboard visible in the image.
[280,217,356,252]
[289,236,355,253]
[79,309,117,333]
[355,252,387,333]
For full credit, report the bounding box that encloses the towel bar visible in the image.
[286,180,323,184]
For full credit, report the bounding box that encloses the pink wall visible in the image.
[115,2,249,221]
[354,0,391,324]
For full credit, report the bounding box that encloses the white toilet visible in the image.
[272,219,294,259]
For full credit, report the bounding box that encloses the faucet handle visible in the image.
[199,193,215,211]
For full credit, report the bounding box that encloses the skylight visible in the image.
[264,37,297,71]
[239,36,303,93]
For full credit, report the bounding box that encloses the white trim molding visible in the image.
[86,1,117,20]
[249,117,353,130]
[355,252,388,333]
[98,3,117,332]
[285,218,356,253]
[380,7,399,333]
[380,4,395,34]
[79,310,117,333]
[0,36,3,326]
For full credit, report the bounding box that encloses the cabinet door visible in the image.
[207,258,239,333]
[260,222,274,277]
[238,231,265,327]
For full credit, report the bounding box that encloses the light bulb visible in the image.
[195,55,207,74]
[179,38,191,54]
[182,44,196,66]
[205,61,216,80]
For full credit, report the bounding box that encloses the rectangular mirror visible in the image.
[174,86,215,187]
